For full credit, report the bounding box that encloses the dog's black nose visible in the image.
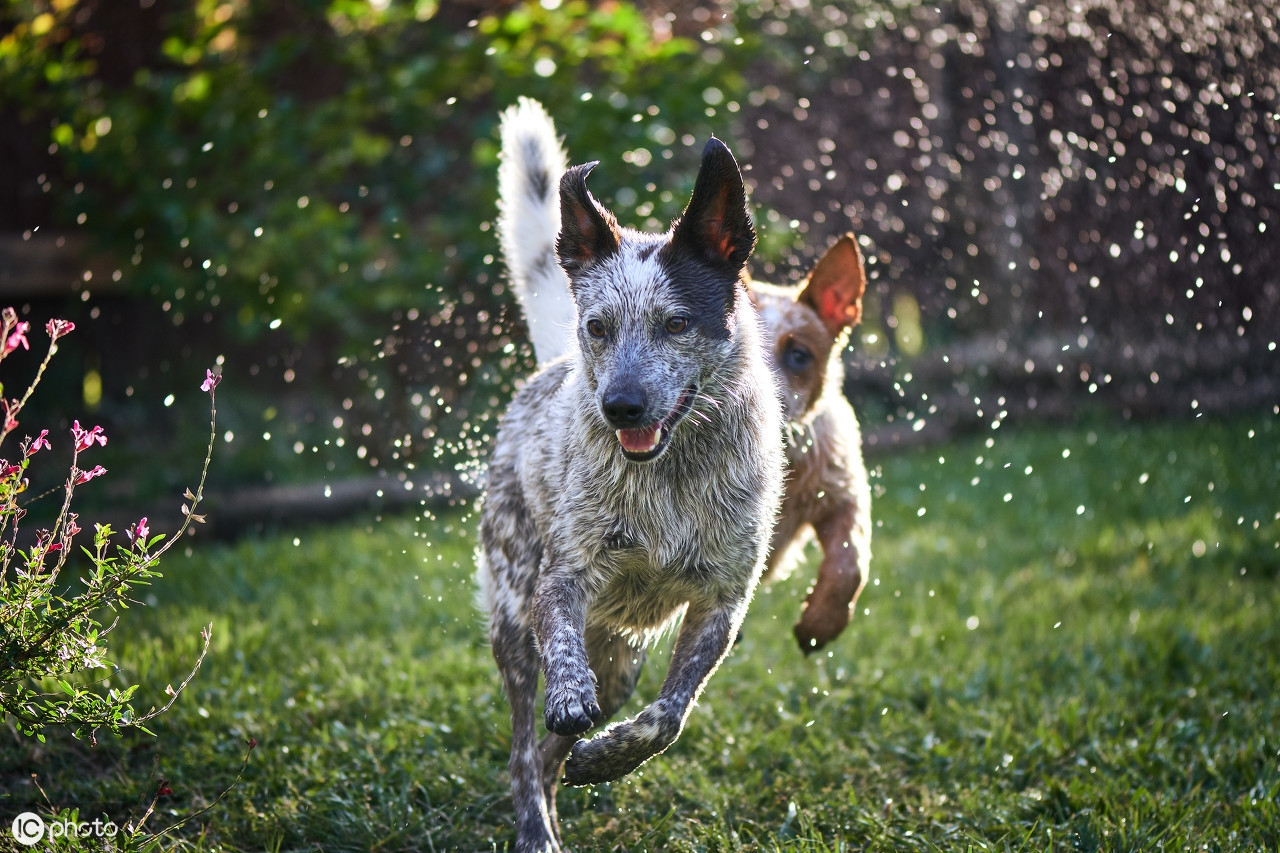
[602,389,647,428]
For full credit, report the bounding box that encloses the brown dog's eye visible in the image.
[587,319,607,338]
[665,316,688,334]
[782,344,814,373]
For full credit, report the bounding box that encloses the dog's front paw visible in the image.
[562,733,633,787]
[561,713,678,786]
[794,600,851,654]
[544,684,601,737]
[514,832,562,853]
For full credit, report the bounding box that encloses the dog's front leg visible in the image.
[561,601,740,786]
[532,562,602,737]
[794,501,868,653]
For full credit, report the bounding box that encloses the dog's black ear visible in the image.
[670,138,756,272]
[557,162,620,276]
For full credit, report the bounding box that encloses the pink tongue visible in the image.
[617,426,661,453]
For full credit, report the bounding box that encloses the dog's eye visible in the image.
[664,316,688,334]
[586,319,607,338]
[783,344,814,373]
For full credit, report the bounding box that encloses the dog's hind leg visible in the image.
[538,627,647,841]
[483,540,555,845]
[492,606,561,853]
[562,601,741,787]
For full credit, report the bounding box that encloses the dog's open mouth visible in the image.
[616,386,696,462]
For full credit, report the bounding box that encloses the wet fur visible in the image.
[496,98,874,654]
[482,98,784,853]
[749,234,873,653]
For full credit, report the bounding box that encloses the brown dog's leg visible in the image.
[794,502,869,653]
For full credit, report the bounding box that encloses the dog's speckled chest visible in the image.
[567,429,768,632]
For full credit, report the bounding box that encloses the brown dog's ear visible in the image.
[670,138,756,272]
[798,233,867,336]
[557,162,620,277]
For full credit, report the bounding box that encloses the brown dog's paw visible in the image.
[793,603,850,654]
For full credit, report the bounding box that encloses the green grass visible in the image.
[3,413,1278,851]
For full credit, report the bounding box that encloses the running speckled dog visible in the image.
[500,101,873,658]
[479,98,784,853]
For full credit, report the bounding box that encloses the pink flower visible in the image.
[35,529,61,556]
[3,321,29,355]
[65,518,81,537]
[45,318,75,339]
[73,465,107,485]
[201,369,222,393]
[71,420,108,452]
[127,517,150,544]
[27,429,51,456]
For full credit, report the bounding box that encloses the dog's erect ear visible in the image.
[670,138,756,272]
[799,233,867,336]
[557,162,621,276]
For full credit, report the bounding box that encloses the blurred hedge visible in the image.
[0,0,775,498]
[3,0,768,327]
[2,0,1277,505]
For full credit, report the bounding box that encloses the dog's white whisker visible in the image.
[693,392,722,411]
[686,409,715,428]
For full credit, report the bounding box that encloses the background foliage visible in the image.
[2,0,762,502]
[2,0,1277,502]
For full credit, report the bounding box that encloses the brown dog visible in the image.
[749,234,872,653]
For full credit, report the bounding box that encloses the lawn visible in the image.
[3,412,1277,852]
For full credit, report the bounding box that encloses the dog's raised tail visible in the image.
[498,97,575,365]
